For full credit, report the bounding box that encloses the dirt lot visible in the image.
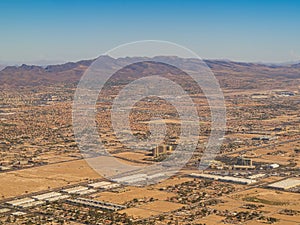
[209,188,300,224]
[193,214,226,225]
[94,186,175,204]
[119,200,184,219]
[0,159,100,199]
[151,176,194,189]
[113,151,151,164]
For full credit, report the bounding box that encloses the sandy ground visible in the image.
[193,214,226,225]
[94,186,175,204]
[0,159,100,199]
[230,188,300,208]
[208,188,300,224]
[119,200,184,219]
[113,151,151,163]
[245,220,297,225]
[151,176,194,189]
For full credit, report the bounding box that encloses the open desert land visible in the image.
[93,186,176,205]
[228,139,300,167]
[0,159,100,199]
[119,200,184,219]
[182,187,300,224]
[192,214,227,225]
[232,188,300,211]
[151,176,195,189]
[112,151,152,164]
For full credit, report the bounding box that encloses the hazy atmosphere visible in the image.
[0,0,300,64]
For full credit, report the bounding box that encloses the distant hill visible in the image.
[1,56,300,90]
[0,64,6,72]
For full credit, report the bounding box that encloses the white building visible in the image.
[267,178,300,190]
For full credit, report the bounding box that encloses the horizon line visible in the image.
[1,56,300,68]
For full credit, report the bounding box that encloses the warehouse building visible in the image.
[76,189,97,195]
[190,173,219,180]
[45,195,69,202]
[0,208,11,214]
[62,186,89,194]
[234,157,255,170]
[19,200,44,208]
[267,178,300,190]
[113,174,147,183]
[33,192,62,201]
[6,197,45,209]
[219,176,256,185]
[11,211,27,216]
[88,181,112,189]
[67,198,125,211]
[248,173,266,179]
[100,183,121,189]
[7,197,35,207]
[152,145,173,157]
[190,173,256,185]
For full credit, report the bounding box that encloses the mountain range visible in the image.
[1,56,300,90]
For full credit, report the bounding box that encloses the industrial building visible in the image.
[6,197,45,209]
[269,163,280,169]
[11,211,27,216]
[209,160,226,170]
[251,136,276,141]
[220,176,257,185]
[76,189,97,195]
[248,173,266,179]
[113,174,147,184]
[234,157,255,170]
[33,192,62,201]
[190,173,256,185]
[88,181,112,189]
[6,191,71,210]
[267,178,300,190]
[0,208,11,214]
[18,200,44,208]
[88,181,121,190]
[62,186,89,194]
[45,195,69,202]
[190,173,219,180]
[152,145,173,157]
[32,191,70,202]
[7,198,35,207]
[113,173,167,185]
[67,198,125,211]
[100,183,121,189]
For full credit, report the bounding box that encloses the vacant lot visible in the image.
[94,186,175,204]
[119,200,184,219]
[0,159,100,199]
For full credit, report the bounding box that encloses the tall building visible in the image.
[237,157,253,166]
[152,145,173,157]
[233,156,255,170]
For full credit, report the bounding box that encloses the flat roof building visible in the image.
[0,208,11,214]
[267,178,300,190]
[62,186,89,194]
[7,198,35,207]
[33,192,62,201]
[153,145,173,157]
[190,173,256,185]
[88,181,112,189]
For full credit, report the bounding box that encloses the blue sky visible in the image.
[0,0,300,64]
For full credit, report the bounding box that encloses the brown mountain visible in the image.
[1,56,300,90]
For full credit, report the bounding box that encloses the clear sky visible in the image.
[0,0,300,64]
